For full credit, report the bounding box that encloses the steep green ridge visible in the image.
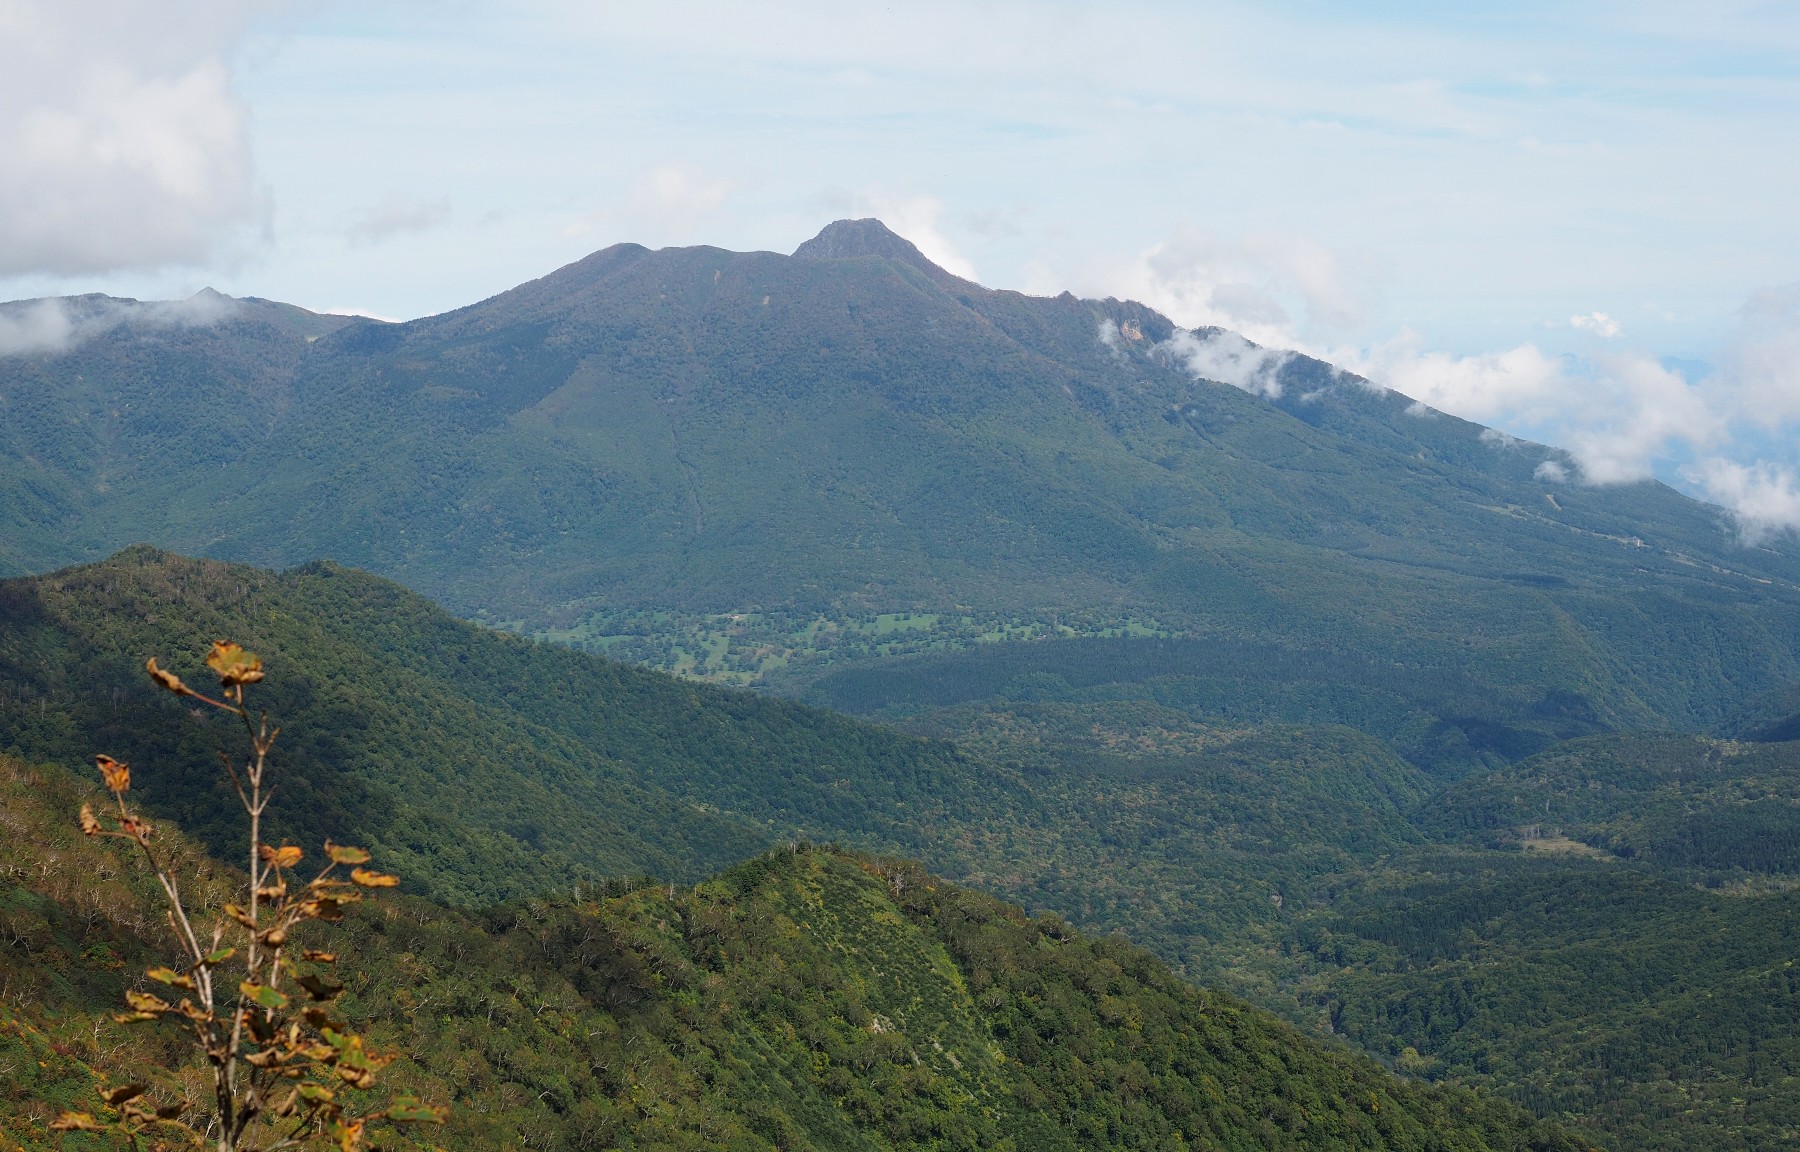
[0,754,1578,1152]
[3,222,1799,769]
[0,546,1007,905]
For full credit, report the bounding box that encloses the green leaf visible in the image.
[239,981,289,1010]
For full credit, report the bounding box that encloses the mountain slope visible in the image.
[8,551,1800,1148]
[0,546,1008,905]
[0,752,1582,1152]
[2,223,1798,767]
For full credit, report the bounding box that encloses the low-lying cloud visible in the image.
[1156,328,1293,398]
[0,291,241,357]
[1120,225,1800,539]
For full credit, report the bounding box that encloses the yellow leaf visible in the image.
[350,868,399,889]
[79,803,103,836]
[145,967,194,990]
[124,990,170,1013]
[258,844,304,869]
[324,841,370,866]
[333,1118,364,1152]
[302,949,337,963]
[94,754,130,793]
[50,1112,103,1132]
[145,657,193,697]
[384,1097,447,1124]
[205,641,265,686]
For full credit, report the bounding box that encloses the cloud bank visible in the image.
[0,0,270,277]
[0,291,241,357]
[1121,223,1800,538]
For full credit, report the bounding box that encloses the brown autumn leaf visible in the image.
[100,1084,146,1106]
[350,868,399,889]
[145,658,192,697]
[296,974,345,1002]
[259,844,304,869]
[206,641,265,686]
[79,803,103,836]
[302,949,337,963]
[302,1007,343,1031]
[95,754,130,793]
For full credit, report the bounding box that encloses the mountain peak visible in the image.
[793,218,946,277]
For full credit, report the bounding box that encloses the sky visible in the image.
[2,0,1798,534]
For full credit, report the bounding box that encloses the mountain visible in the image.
[3,222,1799,774]
[10,549,1800,1149]
[0,755,1580,1152]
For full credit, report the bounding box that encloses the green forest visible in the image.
[0,751,1577,1152]
[5,548,1800,1149]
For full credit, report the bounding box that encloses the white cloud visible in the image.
[1343,332,1565,424]
[1560,355,1721,484]
[0,299,75,356]
[1570,311,1621,338]
[0,291,241,358]
[1156,328,1292,398]
[0,0,273,277]
[1535,460,1569,482]
[1104,226,1368,348]
[346,195,452,247]
[1711,284,1800,429]
[623,165,731,237]
[1689,459,1800,542]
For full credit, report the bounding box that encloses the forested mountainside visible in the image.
[0,754,1580,1152]
[7,549,1800,1149]
[3,221,1799,775]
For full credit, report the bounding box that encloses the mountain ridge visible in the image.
[2,219,1797,772]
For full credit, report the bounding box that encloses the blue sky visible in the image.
[3,1,1798,530]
